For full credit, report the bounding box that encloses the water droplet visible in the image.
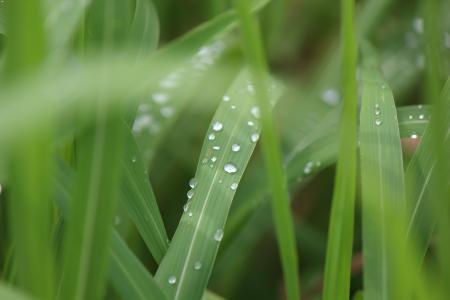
[212,146,220,150]
[187,189,194,199]
[231,105,236,110]
[114,216,121,226]
[194,261,202,270]
[188,212,193,217]
[247,121,255,126]
[418,105,423,109]
[231,144,240,152]
[214,229,224,241]
[375,119,383,126]
[251,133,260,143]
[168,276,177,285]
[160,106,174,118]
[321,89,340,106]
[413,17,424,34]
[152,93,168,104]
[247,84,255,93]
[304,161,314,175]
[419,114,425,120]
[212,121,223,132]
[374,104,381,116]
[250,106,260,119]
[211,156,217,162]
[408,115,413,120]
[208,133,215,141]
[223,95,230,102]
[230,183,238,190]
[411,133,419,139]
[381,84,387,90]
[224,163,238,174]
[183,203,190,212]
[132,156,137,163]
[0,184,2,195]
[189,178,197,188]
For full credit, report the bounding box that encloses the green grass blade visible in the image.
[155,69,283,299]
[109,232,168,300]
[0,283,34,300]
[128,0,159,56]
[322,0,358,299]
[359,43,406,300]
[233,1,300,299]
[120,125,169,262]
[4,1,55,299]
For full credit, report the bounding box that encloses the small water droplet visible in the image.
[208,133,216,141]
[189,178,197,188]
[413,17,424,34]
[231,144,240,152]
[250,106,260,119]
[212,146,220,150]
[381,84,387,90]
[214,229,224,241]
[419,114,425,120]
[230,183,238,190]
[247,84,255,93]
[375,119,383,126]
[114,216,121,226]
[187,189,194,199]
[223,95,230,102]
[194,261,202,270]
[251,133,260,143]
[408,115,413,120]
[212,121,223,132]
[211,156,217,162]
[160,106,174,118]
[168,276,177,285]
[374,104,381,116]
[247,121,255,126]
[231,105,236,110]
[132,156,137,163]
[304,161,314,175]
[183,203,190,212]
[188,212,193,217]
[321,89,340,106]
[411,133,419,139]
[224,163,238,174]
[152,93,168,104]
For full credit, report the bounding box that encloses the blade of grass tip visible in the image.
[0,283,34,300]
[154,69,283,300]
[53,160,168,300]
[322,0,358,299]
[233,0,300,299]
[4,0,55,299]
[58,3,126,299]
[359,42,407,300]
[423,0,450,294]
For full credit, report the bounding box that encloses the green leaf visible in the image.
[322,0,358,299]
[155,69,283,299]
[0,284,33,300]
[359,43,406,300]
[128,0,160,56]
[120,125,169,262]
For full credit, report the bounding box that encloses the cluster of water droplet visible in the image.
[374,104,383,126]
[303,161,322,175]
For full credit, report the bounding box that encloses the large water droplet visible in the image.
[224,163,238,174]
[194,261,202,270]
[251,133,260,143]
[231,144,240,152]
[214,229,224,241]
[189,178,197,188]
[168,276,177,285]
[212,121,223,132]
[250,106,260,119]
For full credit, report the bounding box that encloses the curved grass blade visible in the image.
[128,0,159,56]
[233,1,300,298]
[120,125,169,262]
[0,284,33,300]
[155,70,283,299]
[322,0,358,299]
[359,43,406,300]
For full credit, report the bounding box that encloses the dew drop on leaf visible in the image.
[168,276,177,285]
[194,261,202,270]
[231,144,240,152]
[224,163,238,174]
[251,133,260,143]
[212,121,223,131]
[214,229,224,241]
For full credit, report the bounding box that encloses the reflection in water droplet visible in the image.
[224,163,238,174]
[214,229,224,241]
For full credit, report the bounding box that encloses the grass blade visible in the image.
[233,1,300,299]
[0,284,33,300]
[359,43,406,300]
[322,0,358,299]
[155,69,283,299]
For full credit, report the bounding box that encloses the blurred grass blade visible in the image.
[405,79,450,261]
[109,233,168,300]
[322,0,358,299]
[54,160,168,300]
[359,43,406,300]
[233,0,300,299]
[129,0,159,56]
[0,283,33,300]
[155,70,283,299]
[120,125,169,262]
[4,0,55,299]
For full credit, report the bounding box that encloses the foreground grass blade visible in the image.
[120,125,169,262]
[155,70,283,299]
[4,1,55,299]
[322,0,358,299]
[0,283,33,300]
[54,161,168,300]
[233,1,300,299]
[359,44,406,300]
